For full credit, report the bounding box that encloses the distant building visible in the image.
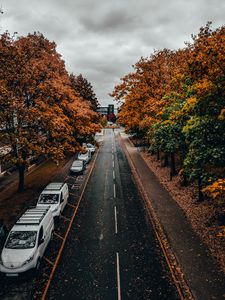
[96,106,109,116]
[108,104,114,114]
[97,104,117,123]
[97,104,115,116]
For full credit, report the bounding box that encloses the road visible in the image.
[46,129,179,300]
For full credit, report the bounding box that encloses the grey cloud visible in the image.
[79,9,139,33]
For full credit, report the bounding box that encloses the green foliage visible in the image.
[149,96,188,158]
[183,116,225,183]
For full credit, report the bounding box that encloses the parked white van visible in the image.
[36,182,69,217]
[0,207,54,276]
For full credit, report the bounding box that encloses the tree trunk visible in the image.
[18,164,25,193]
[157,150,160,160]
[149,149,155,155]
[181,172,188,186]
[170,152,177,180]
[197,176,204,202]
[163,153,169,167]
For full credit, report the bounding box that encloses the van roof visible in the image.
[15,207,50,226]
[44,182,65,191]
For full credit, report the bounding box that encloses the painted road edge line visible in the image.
[41,148,100,300]
[114,206,118,234]
[116,252,121,300]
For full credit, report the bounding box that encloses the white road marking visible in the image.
[116,252,121,300]
[113,161,115,168]
[114,206,118,234]
[114,183,116,198]
[113,170,115,180]
[112,154,114,160]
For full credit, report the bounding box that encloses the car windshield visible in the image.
[87,144,93,148]
[5,231,37,249]
[38,194,59,204]
[79,152,87,156]
[72,161,82,167]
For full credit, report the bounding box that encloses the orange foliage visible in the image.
[111,48,191,133]
[0,32,101,191]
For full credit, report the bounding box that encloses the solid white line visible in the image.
[113,170,115,180]
[113,183,116,198]
[116,252,121,300]
[114,206,118,234]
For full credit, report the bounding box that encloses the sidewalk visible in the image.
[120,132,225,300]
[0,157,46,192]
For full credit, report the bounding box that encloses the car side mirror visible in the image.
[60,197,64,203]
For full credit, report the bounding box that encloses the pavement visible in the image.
[0,169,18,192]
[0,157,46,192]
[120,131,225,300]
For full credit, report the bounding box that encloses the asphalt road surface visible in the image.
[46,129,179,300]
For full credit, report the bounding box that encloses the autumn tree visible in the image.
[111,23,225,202]
[0,32,101,192]
[111,48,190,138]
[70,74,99,111]
[181,24,225,200]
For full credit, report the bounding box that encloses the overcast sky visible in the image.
[0,0,224,106]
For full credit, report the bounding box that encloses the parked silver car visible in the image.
[70,160,85,174]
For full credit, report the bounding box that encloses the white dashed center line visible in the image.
[113,170,115,180]
[116,252,121,300]
[113,183,116,198]
[114,206,118,234]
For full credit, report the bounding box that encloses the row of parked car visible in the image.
[0,143,96,277]
[70,143,95,174]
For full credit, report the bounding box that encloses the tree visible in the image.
[111,48,190,136]
[182,24,225,200]
[0,32,101,192]
[111,23,225,202]
[70,74,99,111]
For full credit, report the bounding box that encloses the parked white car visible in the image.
[0,207,54,276]
[78,149,91,164]
[86,143,96,154]
[36,182,69,217]
[70,160,85,175]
